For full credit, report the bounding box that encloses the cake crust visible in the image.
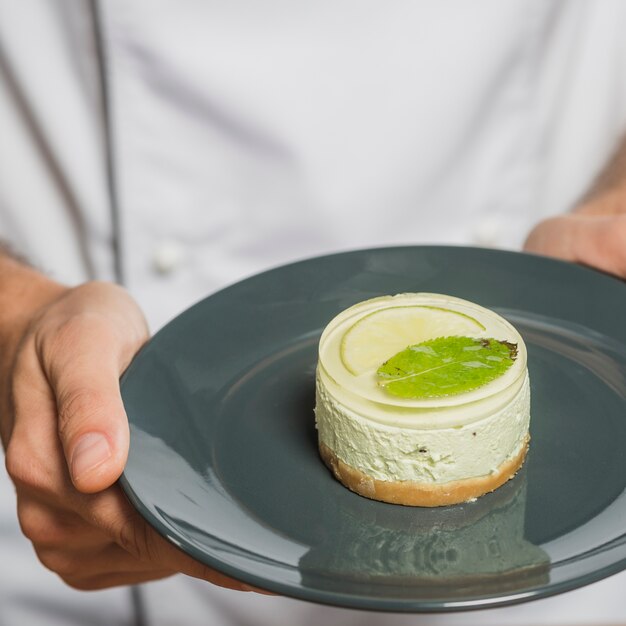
[319,435,530,507]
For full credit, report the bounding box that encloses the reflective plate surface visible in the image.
[120,246,626,611]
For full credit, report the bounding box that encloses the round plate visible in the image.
[119,246,626,612]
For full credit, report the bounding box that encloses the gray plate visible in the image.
[119,246,626,611]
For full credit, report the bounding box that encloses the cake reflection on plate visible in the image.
[299,466,549,597]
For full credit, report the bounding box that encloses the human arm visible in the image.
[0,249,255,591]
[524,133,626,277]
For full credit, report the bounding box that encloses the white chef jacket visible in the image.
[1,1,626,625]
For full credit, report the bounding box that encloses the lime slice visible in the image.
[340,305,485,375]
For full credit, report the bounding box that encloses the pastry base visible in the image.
[319,435,529,507]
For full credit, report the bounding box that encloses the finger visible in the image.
[63,570,174,591]
[569,213,626,277]
[64,570,268,596]
[85,487,256,591]
[6,342,72,498]
[523,215,578,261]
[524,213,626,278]
[16,495,112,550]
[37,312,144,493]
[35,543,177,579]
[65,569,267,593]
[45,494,266,592]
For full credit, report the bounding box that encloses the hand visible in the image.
[524,191,626,278]
[1,277,256,591]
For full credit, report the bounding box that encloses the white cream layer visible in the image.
[316,369,530,484]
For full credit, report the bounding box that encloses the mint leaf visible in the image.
[377,336,517,399]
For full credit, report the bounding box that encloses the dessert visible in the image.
[315,293,530,507]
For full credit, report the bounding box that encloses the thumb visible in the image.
[43,318,139,494]
[525,213,626,278]
[60,381,129,494]
[568,213,626,278]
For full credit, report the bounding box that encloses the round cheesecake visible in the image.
[315,293,530,507]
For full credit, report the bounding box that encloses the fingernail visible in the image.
[71,433,111,481]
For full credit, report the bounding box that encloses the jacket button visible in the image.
[471,216,502,247]
[152,240,185,274]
